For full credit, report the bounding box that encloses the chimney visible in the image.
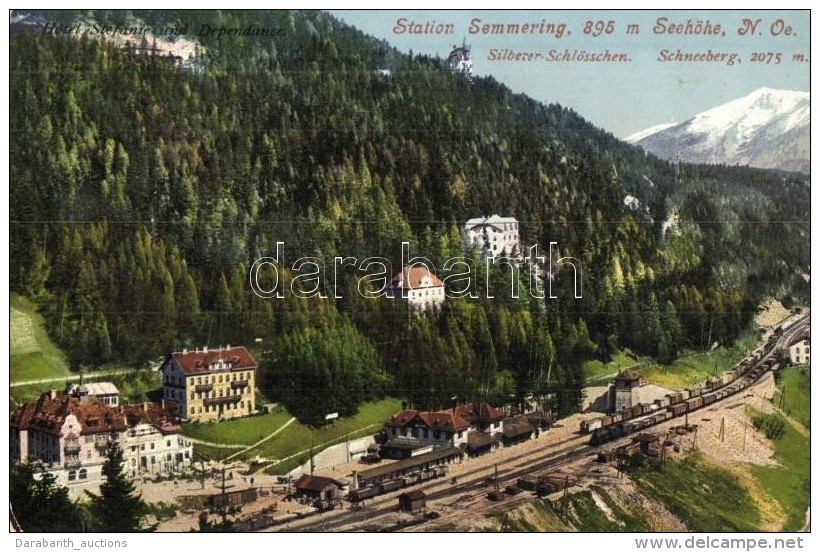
[226,344,230,350]
[49,389,58,400]
[203,345,208,353]
[143,402,148,412]
[182,348,188,354]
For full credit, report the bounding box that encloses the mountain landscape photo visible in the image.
[7,9,810,536]
[628,88,810,174]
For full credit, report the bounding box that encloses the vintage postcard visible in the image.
[7,7,810,541]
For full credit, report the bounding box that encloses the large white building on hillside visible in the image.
[446,41,472,75]
[464,215,520,256]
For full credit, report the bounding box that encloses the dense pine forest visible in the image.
[10,10,810,421]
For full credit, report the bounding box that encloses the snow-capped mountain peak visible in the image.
[625,121,677,143]
[627,88,809,174]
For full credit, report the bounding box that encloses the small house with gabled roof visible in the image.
[388,265,446,312]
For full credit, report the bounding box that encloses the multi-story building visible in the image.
[464,214,520,256]
[789,338,810,365]
[159,345,257,422]
[10,391,193,490]
[446,40,472,76]
[121,402,192,477]
[388,265,446,312]
[65,381,120,407]
[383,402,506,458]
[10,390,126,487]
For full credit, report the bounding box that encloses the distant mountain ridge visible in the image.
[628,88,809,174]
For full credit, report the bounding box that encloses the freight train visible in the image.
[348,446,459,504]
[585,326,784,446]
[348,464,450,503]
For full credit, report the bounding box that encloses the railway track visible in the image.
[273,436,592,532]
[272,315,809,532]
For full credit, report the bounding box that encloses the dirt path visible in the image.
[11,367,134,387]
[186,438,245,449]
[224,417,297,461]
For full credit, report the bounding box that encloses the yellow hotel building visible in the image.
[160,345,257,422]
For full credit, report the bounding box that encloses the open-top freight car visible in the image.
[585,318,796,447]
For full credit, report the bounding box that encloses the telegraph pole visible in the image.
[742,420,747,452]
[562,475,570,524]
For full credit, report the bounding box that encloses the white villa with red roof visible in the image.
[120,402,193,477]
[383,402,507,458]
[159,345,257,422]
[446,40,473,76]
[388,265,446,312]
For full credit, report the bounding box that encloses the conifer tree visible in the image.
[10,463,83,532]
[87,443,154,532]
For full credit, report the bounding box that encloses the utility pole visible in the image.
[217,463,230,525]
[692,426,698,451]
[742,420,747,452]
[719,417,725,443]
[660,438,666,471]
[499,512,509,532]
[562,475,570,524]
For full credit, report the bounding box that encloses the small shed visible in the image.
[293,474,346,501]
[502,417,536,446]
[631,433,662,456]
[525,411,552,430]
[398,490,427,512]
[466,431,499,457]
[380,439,434,460]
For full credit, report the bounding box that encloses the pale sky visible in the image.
[331,9,810,138]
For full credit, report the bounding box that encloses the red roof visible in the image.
[387,409,420,426]
[426,411,470,431]
[454,402,506,424]
[294,474,344,493]
[121,402,182,435]
[169,346,257,375]
[10,392,127,436]
[387,407,471,432]
[391,266,444,290]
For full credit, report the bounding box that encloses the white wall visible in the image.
[288,435,376,478]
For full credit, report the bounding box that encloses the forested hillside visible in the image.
[10,10,810,421]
